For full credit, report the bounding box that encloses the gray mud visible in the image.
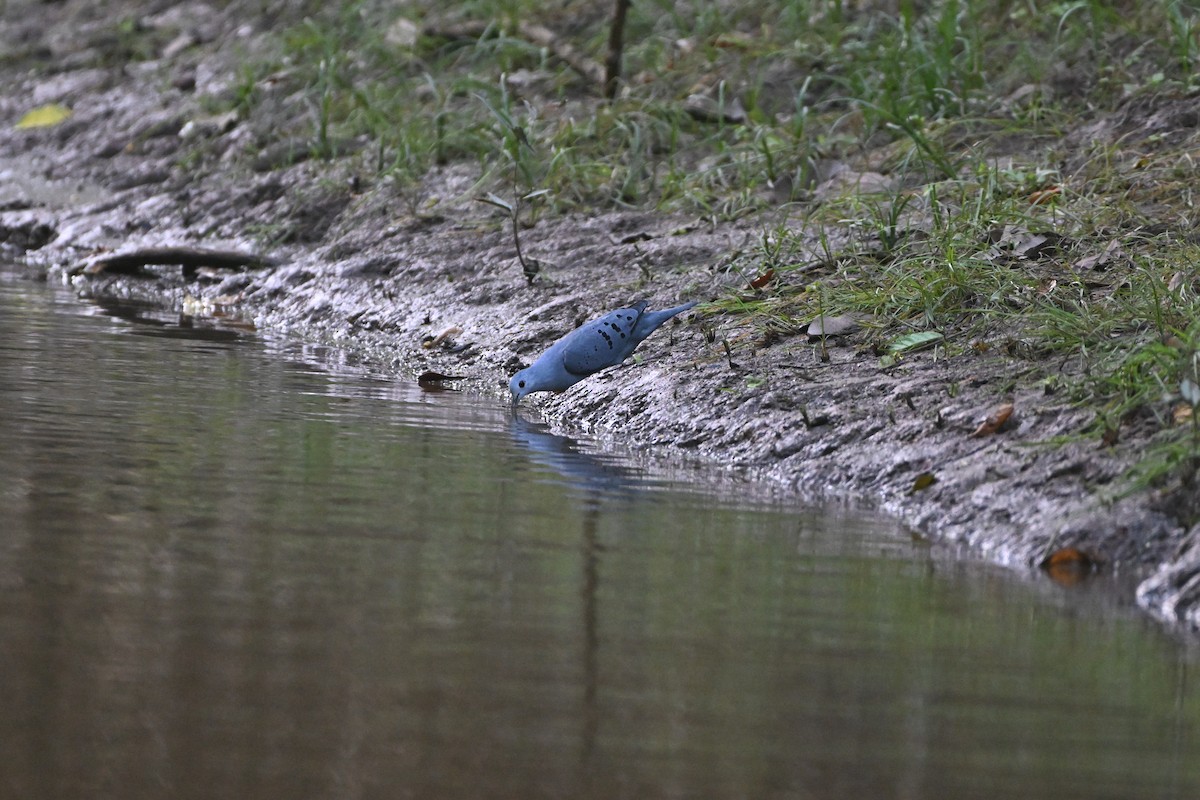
[3,0,1198,632]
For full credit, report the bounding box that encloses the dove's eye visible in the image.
[519,380,526,388]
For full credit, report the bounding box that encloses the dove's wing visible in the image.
[560,303,647,376]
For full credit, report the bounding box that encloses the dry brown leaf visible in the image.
[749,268,775,290]
[1163,334,1186,350]
[417,370,465,388]
[1099,424,1120,447]
[1073,239,1123,271]
[1028,185,1061,205]
[1039,546,1102,586]
[1011,233,1061,260]
[422,326,463,349]
[971,403,1014,437]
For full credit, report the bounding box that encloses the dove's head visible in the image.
[509,368,535,406]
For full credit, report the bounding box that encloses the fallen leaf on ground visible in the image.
[1011,233,1062,260]
[422,326,463,349]
[910,472,937,493]
[712,31,755,49]
[16,104,73,129]
[418,371,465,388]
[887,330,943,354]
[749,268,775,290]
[1072,239,1123,271]
[1028,185,1061,205]
[972,402,1014,437]
[613,230,654,244]
[683,93,747,124]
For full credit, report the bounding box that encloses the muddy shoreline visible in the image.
[3,0,1199,632]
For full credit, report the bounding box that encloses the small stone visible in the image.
[807,314,859,338]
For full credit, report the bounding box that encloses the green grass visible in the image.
[211,0,1200,206]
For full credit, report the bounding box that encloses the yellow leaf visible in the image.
[16,104,73,129]
[910,472,937,493]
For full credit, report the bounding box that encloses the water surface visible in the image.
[1,269,1197,799]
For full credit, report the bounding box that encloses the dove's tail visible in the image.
[663,300,699,317]
[633,300,698,341]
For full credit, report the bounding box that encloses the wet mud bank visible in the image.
[2,0,1199,632]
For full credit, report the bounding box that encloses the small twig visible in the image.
[510,201,536,282]
[722,339,740,370]
[604,0,632,100]
[475,192,543,284]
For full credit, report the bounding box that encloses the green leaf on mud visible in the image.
[887,331,944,354]
[910,472,937,492]
[16,104,73,129]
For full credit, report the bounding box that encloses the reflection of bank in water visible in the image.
[87,295,255,342]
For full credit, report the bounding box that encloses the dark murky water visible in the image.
[2,269,1198,799]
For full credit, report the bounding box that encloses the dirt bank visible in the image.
[2,0,1199,632]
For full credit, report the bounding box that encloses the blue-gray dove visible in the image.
[509,300,698,405]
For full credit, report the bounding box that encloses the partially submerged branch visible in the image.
[77,247,280,277]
